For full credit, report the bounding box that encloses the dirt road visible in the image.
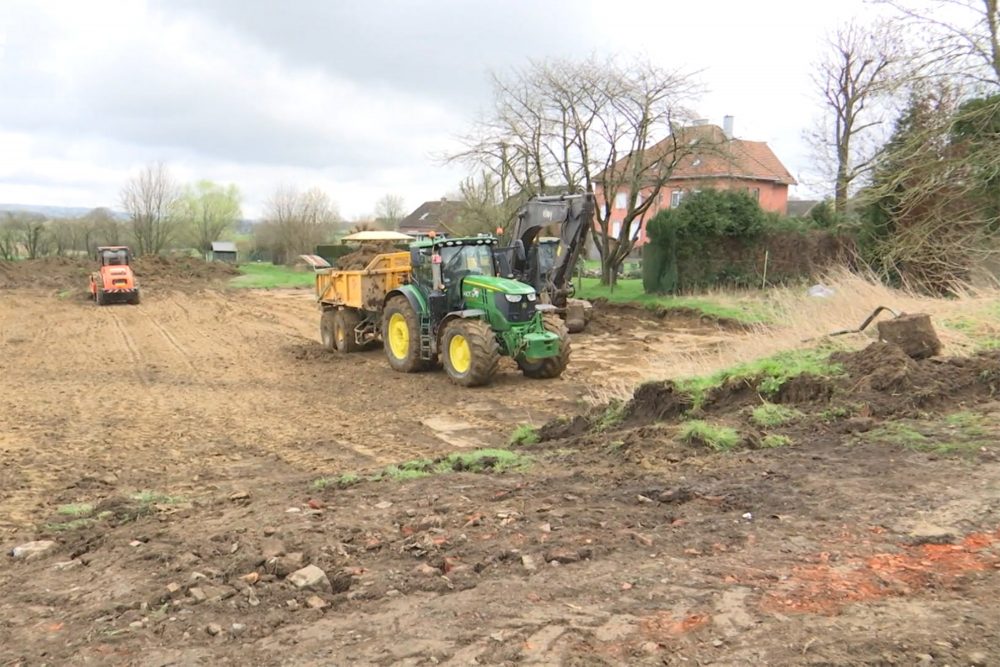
[2,288,998,665]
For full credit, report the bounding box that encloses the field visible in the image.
[2,260,1000,665]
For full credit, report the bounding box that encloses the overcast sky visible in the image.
[0,0,888,219]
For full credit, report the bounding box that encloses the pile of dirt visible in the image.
[586,298,749,336]
[335,243,401,270]
[560,342,1000,439]
[0,257,93,290]
[0,256,239,291]
[132,255,240,287]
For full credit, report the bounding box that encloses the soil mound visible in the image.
[336,243,401,270]
[0,255,239,291]
[586,298,748,335]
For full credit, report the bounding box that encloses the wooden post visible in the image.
[761,249,769,289]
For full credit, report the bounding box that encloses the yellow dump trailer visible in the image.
[315,252,411,352]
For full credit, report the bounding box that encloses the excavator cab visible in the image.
[90,245,141,306]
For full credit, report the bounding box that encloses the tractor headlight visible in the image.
[504,293,523,303]
[526,292,537,302]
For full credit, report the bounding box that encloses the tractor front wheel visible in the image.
[517,314,570,379]
[333,309,362,353]
[382,297,426,372]
[441,318,500,387]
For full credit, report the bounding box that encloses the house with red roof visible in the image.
[596,117,797,245]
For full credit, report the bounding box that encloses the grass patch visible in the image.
[678,420,741,452]
[819,405,853,422]
[510,424,540,446]
[945,411,986,437]
[677,348,842,410]
[866,422,928,447]
[131,490,181,505]
[575,278,770,324]
[57,502,94,517]
[320,449,532,488]
[441,448,530,473]
[46,518,95,532]
[750,403,803,428]
[761,434,793,448]
[595,401,627,432]
[230,263,315,289]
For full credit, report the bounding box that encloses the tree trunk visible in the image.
[877,313,941,359]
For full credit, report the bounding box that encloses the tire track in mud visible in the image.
[140,309,197,372]
[109,310,149,385]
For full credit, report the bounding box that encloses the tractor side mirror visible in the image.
[410,248,424,267]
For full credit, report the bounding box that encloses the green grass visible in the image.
[131,490,181,505]
[676,348,842,410]
[595,401,627,432]
[57,502,94,517]
[678,420,741,452]
[866,422,928,447]
[750,403,803,428]
[46,518,95,532]
[761,434,793,448]
[230,263,315,289]
[575,278,770,325]
[945,411,986,437]
[510,424,540,446]
[320,449,532,488]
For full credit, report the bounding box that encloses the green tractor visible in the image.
[316,235,571,387]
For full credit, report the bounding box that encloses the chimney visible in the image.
[723,115,734,139]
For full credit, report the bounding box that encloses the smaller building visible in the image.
[398,198,467,239]
[210,241,238,264]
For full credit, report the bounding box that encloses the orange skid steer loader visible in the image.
[90,246,141,305]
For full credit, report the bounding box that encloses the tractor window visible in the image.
[101,250,128,266]
[440,244,495,286]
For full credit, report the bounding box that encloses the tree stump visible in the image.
[876,313,941,359]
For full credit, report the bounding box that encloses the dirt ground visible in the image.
[1,284,999,666]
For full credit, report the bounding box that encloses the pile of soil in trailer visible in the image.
[335,243,402,270]
[0,256,239,291]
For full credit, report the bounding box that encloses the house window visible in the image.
[612,222,622,237]
[614,192,627,209]
[636,192,643,206]
[670,190,685,208]
[748,187,760,201]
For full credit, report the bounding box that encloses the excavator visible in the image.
[90,246,141,305]
[506,193,595,332]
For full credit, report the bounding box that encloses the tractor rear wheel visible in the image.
[382,296,426,372]
[441,318,500,387]
[333,309,362,353]
[96,287,107,306]
[517,314,570,379]
[130,290,141,306]
[320,310,337,350]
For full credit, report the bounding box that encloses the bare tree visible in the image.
[120,162,182,255]
[879,0,1000,85]
[374,194,406,230]
[0,215,18,260]
[2,212,51,259]
[456,171,520,238]
[255,186,340,264]
[179,180,242,258]
[451,55,700,285]
[82,207,123,251]
[811,20,907,213]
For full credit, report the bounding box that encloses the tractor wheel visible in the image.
[333,309,362,353]
[130,290,141,306]
[320,310,337,350]
[96,287,107,306]
[441,318,500,387]
[382,296,426,372]
[517,314,571,379]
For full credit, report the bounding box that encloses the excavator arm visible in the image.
[509,193,595,308]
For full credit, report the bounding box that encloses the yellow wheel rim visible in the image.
[388,313,409,359]
[449,334,472,374]
[336,323,345,345]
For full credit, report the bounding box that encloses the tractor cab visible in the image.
[99,246,132,267]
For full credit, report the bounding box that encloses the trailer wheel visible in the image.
[517,314,570,379]
[333,309,362,353]
[383,297,426,372]
[441,318,500,387]
[320,310,337,350]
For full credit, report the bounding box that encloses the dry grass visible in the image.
[606,269,1000,399]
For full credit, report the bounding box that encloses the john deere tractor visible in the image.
[315,235,570,387]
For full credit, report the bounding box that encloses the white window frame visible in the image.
[670,190,685,208]
[614,192,627,209]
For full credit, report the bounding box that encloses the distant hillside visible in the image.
[0,203,122,219]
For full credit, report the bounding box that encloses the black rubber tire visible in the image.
[517,314,571,379]
[333,309,362,353]
[382,296,426,372]
[130,290,141,306]
[96,287,107,306]
[441,318,500,387]
[320,310,337,350]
